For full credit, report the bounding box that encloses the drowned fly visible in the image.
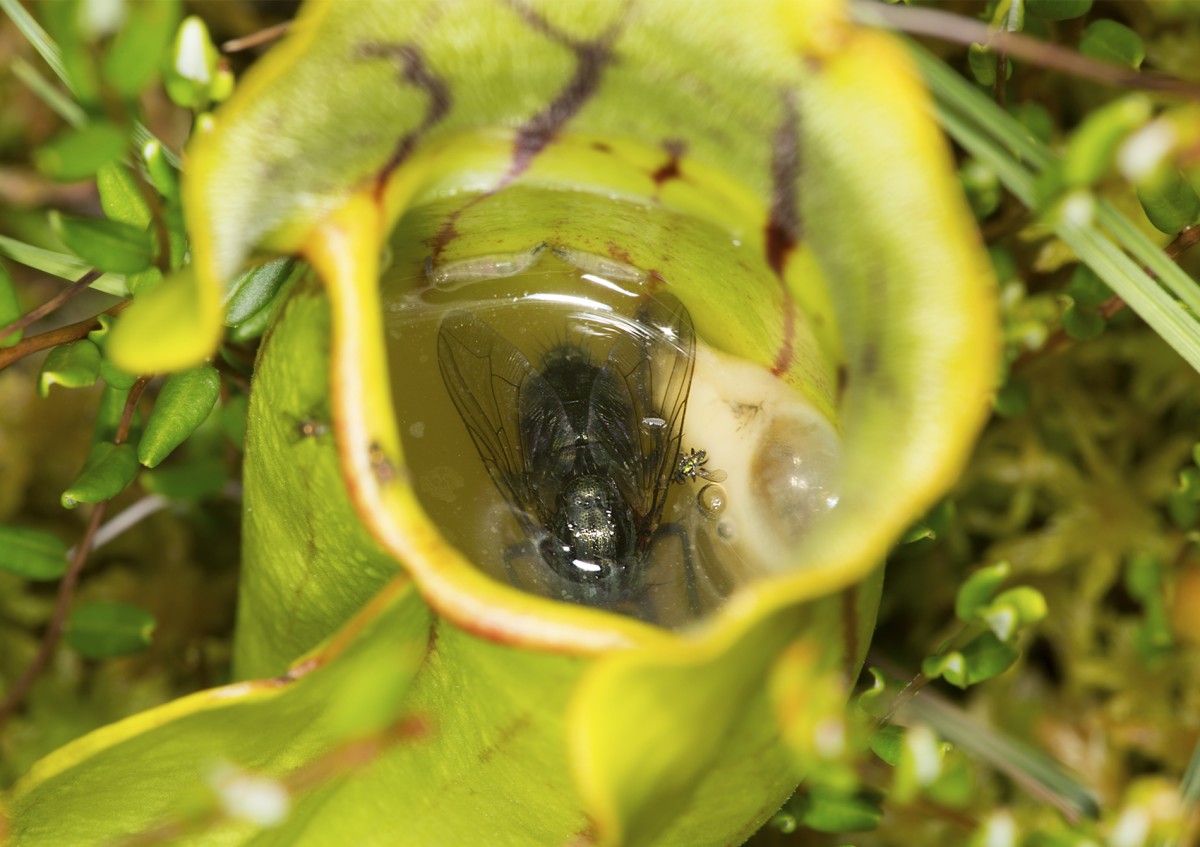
[436,293,700,615]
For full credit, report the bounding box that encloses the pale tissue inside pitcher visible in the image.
[382,243,840,629]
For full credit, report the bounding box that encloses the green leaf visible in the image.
[141,460,227,501]
[142,139,180,200]
[869,725,905,767]
[51,212,154,274]
[38,338,101,396]
[0,526,69,580]
[0,260,22,348]
[100,0,180,97]
[1065,264,1112,308]
[33,121,127,182]
[1027,0,1092,20]
[855,667,897,718]
[923,632,1021,689]
[793,788,883,834]
[991,0,1024,33]
[1060,298,1106,341]
[960,159,1000,219]
[93,383,131,444]
[66,601,156,659]
[1062,95,1152,188]
[164,15,219,109]
[955,561,1011,622]
[967,44,998,87]
[1136,169,1200,235]
[979,587,1048,641]
[1009,101,1054,144]
[61,442,139,508]
[224,258,296,326]
[1079,19,1145,69]
[96,163,153,229]
[892,725,944,804]
[138,365,222,468]
[901,523,934,544]
[107,267,223,374]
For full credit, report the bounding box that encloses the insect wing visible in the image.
[437,310,550,530]
[587,294,695,538]
[518,358,582,507]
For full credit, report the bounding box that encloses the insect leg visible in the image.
[501,540,539,590]
[651,522,701,617]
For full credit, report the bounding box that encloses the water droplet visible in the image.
[697,483,726,518]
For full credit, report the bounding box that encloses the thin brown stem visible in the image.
[853,2,1200,98]
[221,21,291,53]
[135,175,174,277]
[0,380,148,732]
[0,269,102,342]
[0,300,129,370]
[880,670,932,726]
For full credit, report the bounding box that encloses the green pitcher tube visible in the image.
[3,1,998,845]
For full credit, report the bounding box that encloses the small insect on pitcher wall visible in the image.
[4,1,997,845]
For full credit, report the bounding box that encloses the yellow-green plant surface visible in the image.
[3,1,996,845]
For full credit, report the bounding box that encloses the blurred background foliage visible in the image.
[3,0,1200,845]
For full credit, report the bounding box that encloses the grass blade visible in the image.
[0,235,128,297]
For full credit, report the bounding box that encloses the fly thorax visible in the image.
[554,475,634,564]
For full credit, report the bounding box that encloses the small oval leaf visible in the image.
[66,601,156,658]
[33,122,127,182]
[955,562,1011,622]
[38,338,102,397]
[142,140,181,200]
[223,258,296,325]
[52,212,155,274]
[0,526,69,580]
[957,631,1021,686]
[164,16,220,108]
[100,0,181,97]
[0,260,22,348]
[1079,19,1145,70]
[138,365,222,467]
[794,788,883,834]
[1062,95,1152,188]
[61,442,139,509]
[1137,169,1200,235]
[93,384,132,444]
[1066,264,1112,307]
[97,162,153,229]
